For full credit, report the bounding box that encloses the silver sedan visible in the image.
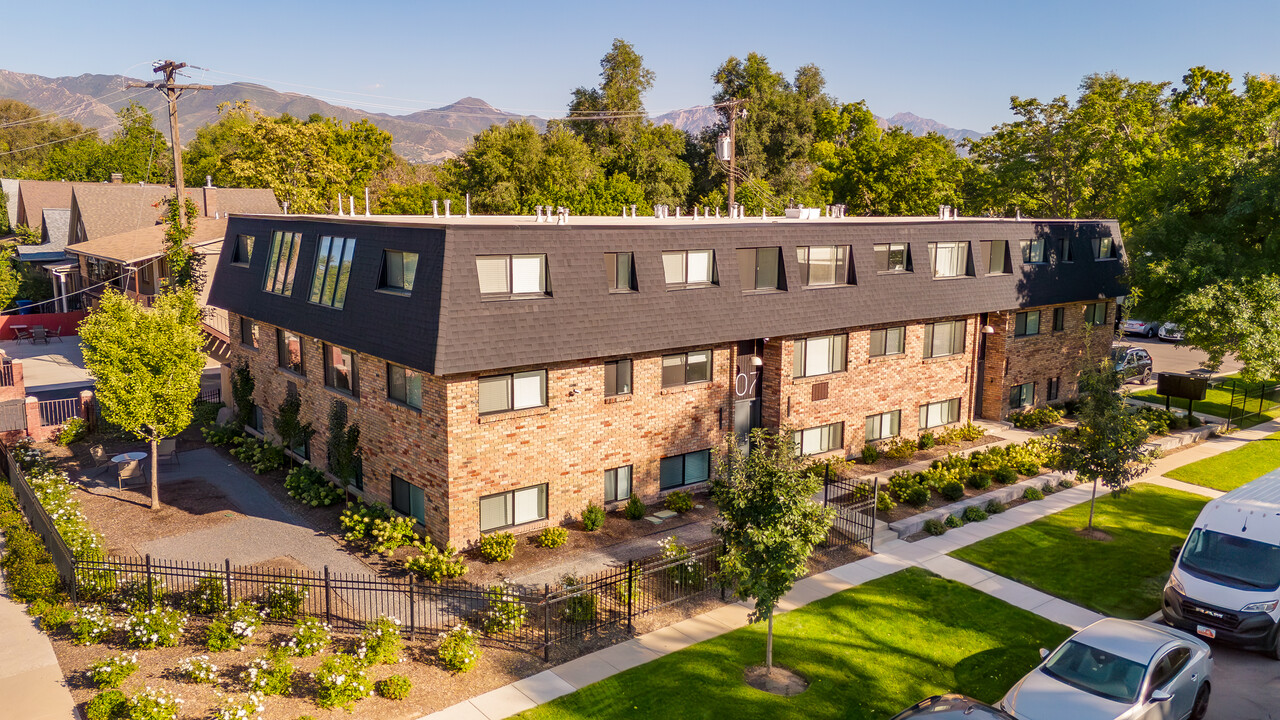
[999,619,1212,720]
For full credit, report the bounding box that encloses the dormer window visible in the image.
[1021,238,1047,264]
[874,243,911,273]
[1093,236,1118,260]
[378,250,418,295]
[663,250,717,287]
[738,247,783,291]
[477,254,550,297]
[796,245,851,286]
[309,236,356,309]
[605,252,637,292]
[928,241,970,278]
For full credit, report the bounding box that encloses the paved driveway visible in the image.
[1206,644,1280,720]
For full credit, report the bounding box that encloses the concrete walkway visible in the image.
[0,540,76,720]
[420,420,1277,720]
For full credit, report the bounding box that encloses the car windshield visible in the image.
[1042,640,1146,704]
[1180,528,1280,590]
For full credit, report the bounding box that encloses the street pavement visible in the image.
[1114,333,1244,377]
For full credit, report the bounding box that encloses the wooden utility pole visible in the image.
[717,98,749,210]
[128,61,211,225]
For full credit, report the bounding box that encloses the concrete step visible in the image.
[872,528,901,547]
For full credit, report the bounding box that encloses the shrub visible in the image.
[664,490,694,513]
[886,471,919,502]
[963,505,989,523]
[623,495,647,520]
[917,431,936,450]
[201,423,244,447]
[437,625,480,673]
[377,674,413,700]
[176,655,219,684]
[339,501,390,542]
[281,616,331,657]
[1007,406,1064,430]
[40,603,74,632]
[122,606,186,649]
[1059,478,1077,490]
[186,574,227,615]
[985,499,1007,514]
[284,465,343,507]
[126,687,183,720]
[211,693,264,720]
[86,689,128,720]
[860,443,880,464]
[1171,416,1190,431]
[658,535,704,589]
[403,541,468,583]
[875,491,895,513]
[229,435,285,473]
[944,514,965,529]
[88,653,139,689]
[479,532,516,562]
[614,571,643,605]
[923,518,947,536]
[1138,407,1175,436]
[581,502,606,531]
[370,516,418,556]
[534,526,569,548]
[1024,486,1045,501]
[480,585,527,633]
[957,422,986,441]
[261,579,308,620]
[1041,480,1057,495]
[206,603,264,652]
[356,615,403,666]
[72,605,114,645]
[903,484,930,508]
[966,471,992,490]
[1188,414,1203,428]
[939,479,965,502]
[560,575,598,623]
[112,578,167,613]
[882,436,917,460]
[56,417,87,446]
[314,654,372,711]
[993,465,1019,485]
[240,649,294,696]
[192,400,224,428]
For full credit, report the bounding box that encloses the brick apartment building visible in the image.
[208,212,1125,547]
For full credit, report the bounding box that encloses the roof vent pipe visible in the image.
[432,200,439,218]
[692,205,698,221]
[465,193,471,218]
[1015,207,1022,221]
[631,204,637,218]
[365,187,370,217]
[444,199,451,218]
[206,175,212,188]
[338,194,344,216]
[283,201,289,214]
[676,207,682,218]
[715,207,721,218]
[939,205,946,220]
[349,195,355,216]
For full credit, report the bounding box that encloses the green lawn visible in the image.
[1166,430,1280,491]
[951,485,1207,619]
[517,568,1070,720]
[1129,373,1280,428]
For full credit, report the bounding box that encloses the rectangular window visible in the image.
[391,475,425,525]
[1014,311,1041,337]
[874,242,910,272]
[478,370,547,414]
[1010,382,1036,409]
[1021,238,1047,263]
[794,422,844,456]
[604,465,632,503]
[387,363,422,410]
[477,254,549,296]
[232,234,254,265]
[263,230,302,295]
[309,236,357,309]
[323,344,358,397]
[379,250,418,294]
[479,484,548,532]
[792,334,847,378]
[605,252,636,292]
[251,405,264,433]
[796,245,850,286]
[929,241,968,278]
[239,317,259,349]
[869,327,906,358]
[662,249,717,286]
[1053,306,1065,331]
[661,350,712,387]
[1058,237,1074,262]
[919,398,961,429]
[604,359,632,396]
[737,247,782,291]
[865,411,900,443]
[923,320,967,358]
[1084,302,1109,326]
[1093,236,1118,259]
[277,329,304,375]
[984,240,1009,274]
[659,449,711,489]
[1047,376,1061,402]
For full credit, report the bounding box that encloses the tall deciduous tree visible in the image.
[0,99,90,179]
[41,103,172,184]
[79,289,206,509]
[712,427,835,673]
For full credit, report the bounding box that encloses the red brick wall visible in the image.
[0,359,25,403]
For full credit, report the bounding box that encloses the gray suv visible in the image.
[1112,346,1153,385]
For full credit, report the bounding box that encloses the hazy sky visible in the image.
[4,0,1278,131]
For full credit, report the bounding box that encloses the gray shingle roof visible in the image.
[16,208,72,262]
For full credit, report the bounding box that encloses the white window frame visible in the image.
[869,327,905,357]
[477,254,549,296]
[604,465,632,503]
[794,422,844,456]
[919,398,961,429]
[792,334,847,378]
[479,484,548,532]
[923,320,967,359]
[865,411,900,443]
[796,245,850,286]
[478,370,547,414]
[929,241,968,278]
[874,242,910,273]
[662,249,717,286]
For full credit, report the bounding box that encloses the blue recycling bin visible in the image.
[15,300,32,315]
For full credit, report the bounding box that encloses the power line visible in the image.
[0,257,161,316]
[0,125,116,156]
[0,87,149,130]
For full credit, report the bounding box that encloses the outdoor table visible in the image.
[111,451,148,487]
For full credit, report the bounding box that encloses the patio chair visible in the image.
[32,326,47,344]
[14,328,32,344]
[157,437,179,467]
[117,459,144,490]
[46,326,61,343]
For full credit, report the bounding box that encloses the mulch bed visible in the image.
[838,434,1003,479]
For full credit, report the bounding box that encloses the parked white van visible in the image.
[1163,470,1280,659]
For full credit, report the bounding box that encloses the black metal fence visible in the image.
[196,388,222,405]
[0,445,78,601]
[1219,378,1280,430]
[822,471,879,552]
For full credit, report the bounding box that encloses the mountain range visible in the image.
[0,69,984,163]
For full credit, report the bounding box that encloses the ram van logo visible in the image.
[1193,607,1224,619]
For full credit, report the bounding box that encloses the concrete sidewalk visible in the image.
[0,540,76,720]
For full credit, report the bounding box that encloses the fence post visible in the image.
[871,480,879,553]
[542,584,551,663]
[823,462,831,508]
[145,554,154,609]
[626,560,635,634]
[719,542,727,601]
[407,575,415,641]
[324,566,333,628]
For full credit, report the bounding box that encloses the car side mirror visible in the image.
[1151,689,1172,703]
[1039,648,1049,660]
[1170,545,1181,562]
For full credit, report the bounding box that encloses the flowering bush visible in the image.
[206,603,264,652]
[480,584,526,633]
[112,577,167,613]
[559,575,597,623]
[437,625,480,673]
[72,605,114,645]
[376,674,412,700]
[261,580,307,620]
[478,532,516,562]
[126,687,183,720]
[212,692,264,720]
[121,607,186,649]
[370,516,417,555]
[86,689,127,720]
[284,464,343,507]
[22,460,104,561]
[403,540,468,583]
[658,536,703,589]
[56,417,87,446]
[186,574,228,615]
[87,652,138,689]
[176,655,219,684]
[239,649,294,696]
[356,616,402,666]
[339,501,389,542]
[313,654,372,711]
[533,526,568,548]
[281,616,331,657]
[229,436,284,474]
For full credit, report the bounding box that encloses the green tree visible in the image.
[567,38,654,150]
[79,289,206,509]
[1055,365,1154,531]
[711,427,835,672]
[41,103,172,184]
[159,194,203,292]
[0,99,91,179]
[0,248,23,310]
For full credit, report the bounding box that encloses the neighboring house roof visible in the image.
[16,208,71,262]
[209,214,1130,376]
[1,179,19,226]
[69,184,205,244]
[210,188,280,216]
[66,217,228,265]
[15,179,79,229]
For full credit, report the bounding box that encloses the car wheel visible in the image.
[1269,627,1280,660]
[1147,327,1157,338]
[1141,369,1152,385]
[1190,683,1210,720]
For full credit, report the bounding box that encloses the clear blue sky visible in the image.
[5,0,1278,131]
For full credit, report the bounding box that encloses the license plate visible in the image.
[1196,625,1216,639]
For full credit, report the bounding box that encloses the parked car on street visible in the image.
[1159,323,1185,342]
[1112,346,1154,385]
[999,618,1212,720]
[891,695,1017,719]
[1123,319,1161,338]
